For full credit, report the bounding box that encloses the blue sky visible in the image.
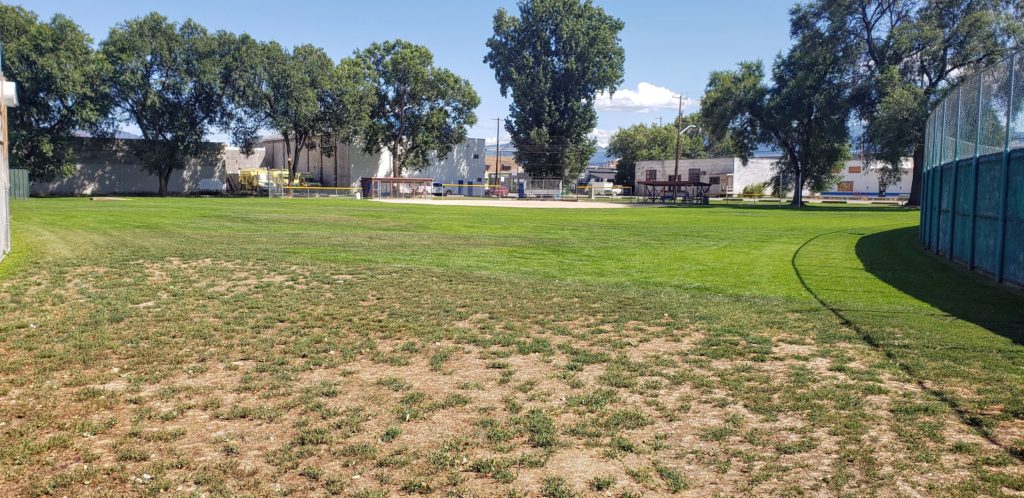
[13,0,796,145]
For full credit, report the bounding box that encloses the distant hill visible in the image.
[589,146,613,166]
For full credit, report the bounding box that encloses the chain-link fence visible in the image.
[921,52,1024,285]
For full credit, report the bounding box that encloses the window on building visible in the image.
[473,154,480,159]
[688,168,701,183]
[709,176,720,185]
[849,166,862,174]
[668,174,679,182]
[646,170,658,181]
[837,181,854,192]
[500,164,511,171]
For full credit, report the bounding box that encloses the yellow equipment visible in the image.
[237,168,310,192]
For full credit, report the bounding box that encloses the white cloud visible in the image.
[595,82,695,113]
[589,128,614,148]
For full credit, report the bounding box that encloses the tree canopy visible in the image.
[793,0,1024,205]
[702,26,854,206]
[225,36,372,184]
[100,13,229,196]
[0,6,109,181]
[354,40,479,177]
[485,0,625,179]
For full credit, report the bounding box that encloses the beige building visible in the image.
[484,154,524,186]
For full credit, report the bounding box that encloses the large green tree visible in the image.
[702,27,854,207]
[0,6,109,181]
[608,124,678,186]
[224,36,372,185]
[485,0,625,179]
[100,13,227,196]
[353,40,479,177]
[794,0,1024,205]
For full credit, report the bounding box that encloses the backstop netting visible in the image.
[921,51,1024,285]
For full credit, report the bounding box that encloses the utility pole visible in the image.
[493,117,502,196]
[673,95,683,195]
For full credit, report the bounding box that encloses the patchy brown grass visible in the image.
[0,258,1021,497]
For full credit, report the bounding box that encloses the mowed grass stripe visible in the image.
[1,198,1022,496]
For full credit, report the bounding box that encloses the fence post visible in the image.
[968,73,984,269]
[996,54,1016,283]
[947,87,963,260]
[934,99,947,255]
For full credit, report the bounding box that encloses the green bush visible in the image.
[742,182,767,196]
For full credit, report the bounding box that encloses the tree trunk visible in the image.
[907,145,923,207]
[789,167,804,207]
[282,133,294,197]
[158,167,171,197]
[392,144,402,178]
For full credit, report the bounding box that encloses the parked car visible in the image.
[487,185,510,197]
[432,182,454,197]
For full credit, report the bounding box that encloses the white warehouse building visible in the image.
[31,136,489,196]
[256,136,488,188]
[635,156,913,198]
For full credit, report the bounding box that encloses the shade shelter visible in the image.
[636,180,711,205]
[360,177,433,199]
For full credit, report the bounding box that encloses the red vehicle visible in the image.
[487,186,510,197]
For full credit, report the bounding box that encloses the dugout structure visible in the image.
[360,177,433,199]
[636,180,711,205]
[517,177,563,199]
[921,51,1024,285]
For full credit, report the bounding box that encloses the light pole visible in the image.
[493,118,503,195]
[672,96,688,197]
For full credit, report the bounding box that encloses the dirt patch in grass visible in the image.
[1,258,1022,496]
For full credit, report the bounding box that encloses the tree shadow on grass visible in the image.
[796,225,1024,459]
[708,202,916,213]
[855,226,1024,346]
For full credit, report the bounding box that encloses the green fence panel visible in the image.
[1004,149,1024,285]
[922,52,1024,286]
[937,163,954,255]
[953,159,975,262]
[973,154,1003,275]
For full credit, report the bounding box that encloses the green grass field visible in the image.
[1,198,1023,496]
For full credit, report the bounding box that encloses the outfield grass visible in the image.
[1,198,1022,496]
